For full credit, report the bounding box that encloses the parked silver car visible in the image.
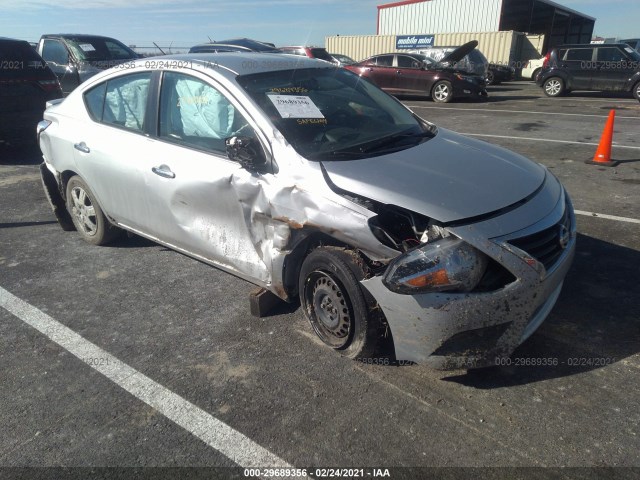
[37,53,575,369]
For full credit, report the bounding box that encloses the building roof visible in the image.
[377,0,595,21]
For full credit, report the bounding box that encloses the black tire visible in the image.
[486,71,495,85]
[299,247,382,359]
[634,81,640,102]
[531,68,541,81]
[543,77,565,97]
[65,175,120,245]
[431,80,453,103]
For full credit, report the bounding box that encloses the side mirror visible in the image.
[226,136,268,173]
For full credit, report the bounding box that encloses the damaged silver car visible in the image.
[37,53,575,369]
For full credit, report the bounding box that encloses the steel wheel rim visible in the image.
[545,79,561,96]
[305,271,352,348]
[70,186,97,236]
[636,84,640,99]
[434,83,449,101]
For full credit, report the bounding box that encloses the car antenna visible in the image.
[153,42,166,55]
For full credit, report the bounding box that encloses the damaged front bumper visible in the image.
[361,197,576,370]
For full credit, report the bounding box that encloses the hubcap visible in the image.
[70,186,97,236]
[434,84,449,101]
[546,79,561,96]
[306,271,351,348]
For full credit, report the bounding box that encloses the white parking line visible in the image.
[459,132,640,149]
[407,105,640,120]
[0,286,297,473]
[575,210,640,225]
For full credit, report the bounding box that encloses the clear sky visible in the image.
[0,0,636,53]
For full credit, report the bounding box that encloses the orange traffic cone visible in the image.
[586,109,619,167]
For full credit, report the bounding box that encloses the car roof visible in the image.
[190,38,279,53]
[41,34,118,40]
[127,52,334,79]
[554,43,630,48]
[0,36,29,43]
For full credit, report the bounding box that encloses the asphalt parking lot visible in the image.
[1,80,639,479]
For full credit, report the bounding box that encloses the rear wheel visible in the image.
[66,176,121,245]
[531,67,541,81]
[299,247,382,359]
[432,80,453,103]
[543,77,565,97]
[634,81,640,102]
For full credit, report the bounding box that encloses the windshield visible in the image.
[65,37,138,64]
[236,67,434,160]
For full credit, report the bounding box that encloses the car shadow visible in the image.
[0,142,42,165]
[442,233,640,388]
[485,86,522,92]
[482,95,542,103]
[0,220,59,229]
[109,234,159,249]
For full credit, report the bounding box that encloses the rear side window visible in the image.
[82,72,151,132]
[565,49,593,61]
[84,82,107,121]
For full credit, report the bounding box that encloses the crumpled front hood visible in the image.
[321,128,546,223]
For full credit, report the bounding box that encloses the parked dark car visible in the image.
[407,44,488,77]
[0,37,62,146]
[279,46,336,63]
[486,63,516,85]
[536,43,640,102]
[36,34,139,95]
[345,42,487,103]
[620,38,640,52]
[189,38,280,53]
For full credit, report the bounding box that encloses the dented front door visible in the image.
[138,139,272,284]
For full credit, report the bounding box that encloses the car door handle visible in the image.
[152,165,175,179]
[73,142,90,153]
[396,70,402,75]
[366,67,373,72]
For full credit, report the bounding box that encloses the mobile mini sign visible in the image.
[396,35,435,49]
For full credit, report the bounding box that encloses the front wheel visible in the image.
[66,176,121,245]
[543,77,565,97]
[432,80,453,103]
[486,71,495,85]
[299,247,382,359]
[633,81,640,102]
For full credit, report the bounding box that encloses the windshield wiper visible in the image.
[356,129,434,154]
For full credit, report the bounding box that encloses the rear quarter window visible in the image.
[565,49,593,61]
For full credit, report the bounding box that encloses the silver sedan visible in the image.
[37,53,575,369]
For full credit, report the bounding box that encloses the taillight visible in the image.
[542,52,551,68]
[38,79,61,92]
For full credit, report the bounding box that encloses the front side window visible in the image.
[42,40,69,65]
[397,55,422,69]
[597,48,626,62]
[159,71,253,155]
[375,55,393,67]
[82,72,151,132]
